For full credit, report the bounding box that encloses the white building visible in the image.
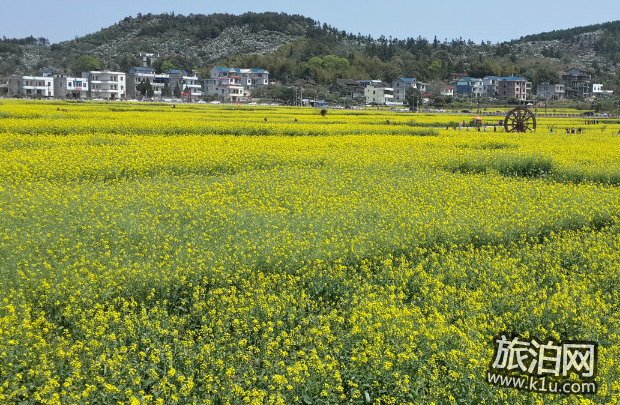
[82,70,125,100]
[8,75,54,98]
[53,74,88,99]
[440,86,454,97]
[537,83,565,100]
[591,84,613,97]
[364,86,393,105]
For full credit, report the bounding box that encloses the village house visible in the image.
[591,83,613,97]
[391,78,426,103]
[364,85,393,105]
[455,77,483,96]
[537,83,565,100]
[440,86,454,97]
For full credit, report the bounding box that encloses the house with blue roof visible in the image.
[455,77,484,96]
[391,78,426,103]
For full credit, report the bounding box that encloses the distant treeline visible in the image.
[0,36,49,55]
[518,20,620,42]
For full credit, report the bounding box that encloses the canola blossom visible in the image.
[0,100,619,404]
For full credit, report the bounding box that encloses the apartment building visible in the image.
[497,77,532,101]
[211,67,269,91]
[563,68,592,98]
[204,76,244,102]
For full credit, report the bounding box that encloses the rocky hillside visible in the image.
[1,13,620,93]
[0,13,327,75]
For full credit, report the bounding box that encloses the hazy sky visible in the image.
[3,0,619,44]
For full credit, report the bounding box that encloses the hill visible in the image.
[1,12,620,94]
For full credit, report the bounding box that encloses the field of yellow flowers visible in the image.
[1,100,619,404]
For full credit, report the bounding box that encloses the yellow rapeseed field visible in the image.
[0,100,619,404]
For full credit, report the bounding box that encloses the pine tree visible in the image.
[162,82,172,97]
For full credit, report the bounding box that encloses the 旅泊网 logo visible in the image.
[487,333,598,395]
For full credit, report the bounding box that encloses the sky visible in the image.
[2,0,619,45]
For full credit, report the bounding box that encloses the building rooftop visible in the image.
[214,67,268,74]
[130,67,155,73]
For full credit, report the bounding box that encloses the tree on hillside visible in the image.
[160,60,176,73]
[153,55,195,74]
[73,55,101,75]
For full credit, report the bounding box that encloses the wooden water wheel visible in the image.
[504,107,536,132]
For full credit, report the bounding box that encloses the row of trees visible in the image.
[135,80,187,98]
